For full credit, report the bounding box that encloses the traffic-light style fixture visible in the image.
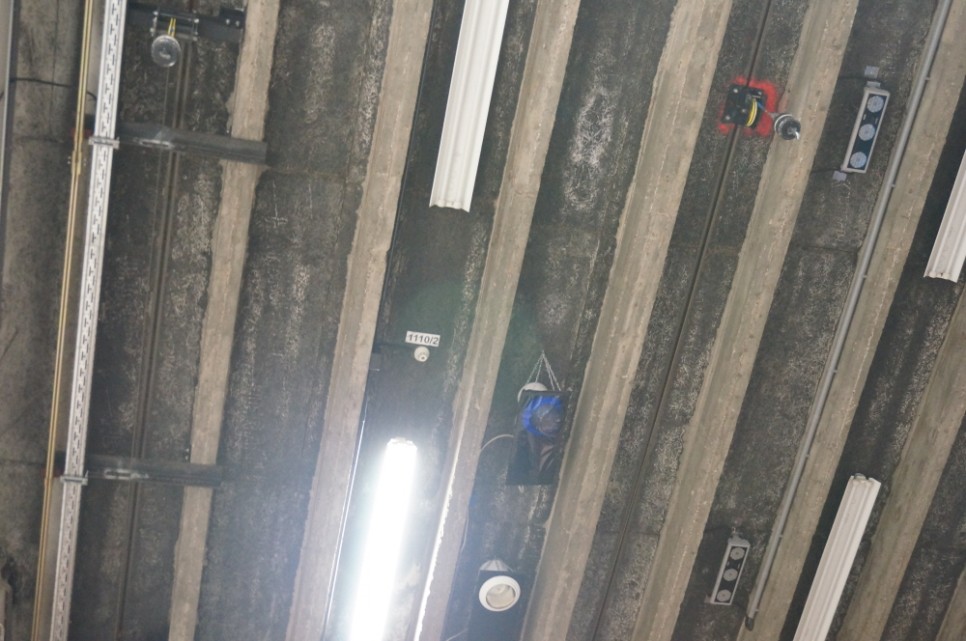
[709,535,751,606]
[841,84,890,173]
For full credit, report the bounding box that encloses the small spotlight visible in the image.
[478,561,521,612]
[468,561,527,641]
[348,439,418,641]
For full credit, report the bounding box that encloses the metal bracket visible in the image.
[88,135,120,149]
[128,3,245,44]
[60,473,88,486]
[54,452,223,487]
[117,122,267,164]
[722,84,767,128]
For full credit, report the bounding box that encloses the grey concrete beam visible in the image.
[283,2,433,640]
[838,296,966,640]
[937,566,966,641]
[521,1,735,639]
[738,3,966,638]
[413,2,582,639]
[630,1,861,640]
[7,1,84,639]
[167,1,280,639]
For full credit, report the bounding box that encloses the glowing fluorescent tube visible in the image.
[430,0,510,212]
[349,438,418,641]
[792,474,880,641]
[926,149,966,282]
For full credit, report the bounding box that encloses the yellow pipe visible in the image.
[31,0,96,637]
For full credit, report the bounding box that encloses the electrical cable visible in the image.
[10,76,97,102]
[479,433,514,454]
[31,0,97,637]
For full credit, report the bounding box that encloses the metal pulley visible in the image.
[150,16,182,68]
[150,33,181,67]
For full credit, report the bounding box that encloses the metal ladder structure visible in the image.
[47,0,127,638]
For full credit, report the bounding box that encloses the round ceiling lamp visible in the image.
[478,575,521,612]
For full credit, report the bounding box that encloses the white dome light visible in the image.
[479,575,521,612]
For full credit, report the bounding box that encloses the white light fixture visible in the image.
[477,560,521,612]
[349,438,418,641]
[925,148,966,281]
[792,474,880,641]
[430,0,510,212]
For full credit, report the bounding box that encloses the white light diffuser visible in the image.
[926,149,966,281]
[792,474,880,641]
[430,0,510,211]
[349,438,418,641]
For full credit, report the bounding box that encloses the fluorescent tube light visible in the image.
[430,0,510,212]
[925,149,966,281]
[349,438,418,641]
[792,474,880,641]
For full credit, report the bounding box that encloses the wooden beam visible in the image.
[838,292,966,640]
[521,1,734,639]
[413,1,581,639]
[167,0,280,639]
[738,3,966,638]
[284,2,433,640]
[631,1,860,639]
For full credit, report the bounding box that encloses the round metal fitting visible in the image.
[773,113,802,141]
[151,34,182,68]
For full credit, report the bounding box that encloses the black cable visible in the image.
[587,0,779,638]
[10,76,97,102]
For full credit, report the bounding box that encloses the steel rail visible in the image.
[47,0,128,639]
